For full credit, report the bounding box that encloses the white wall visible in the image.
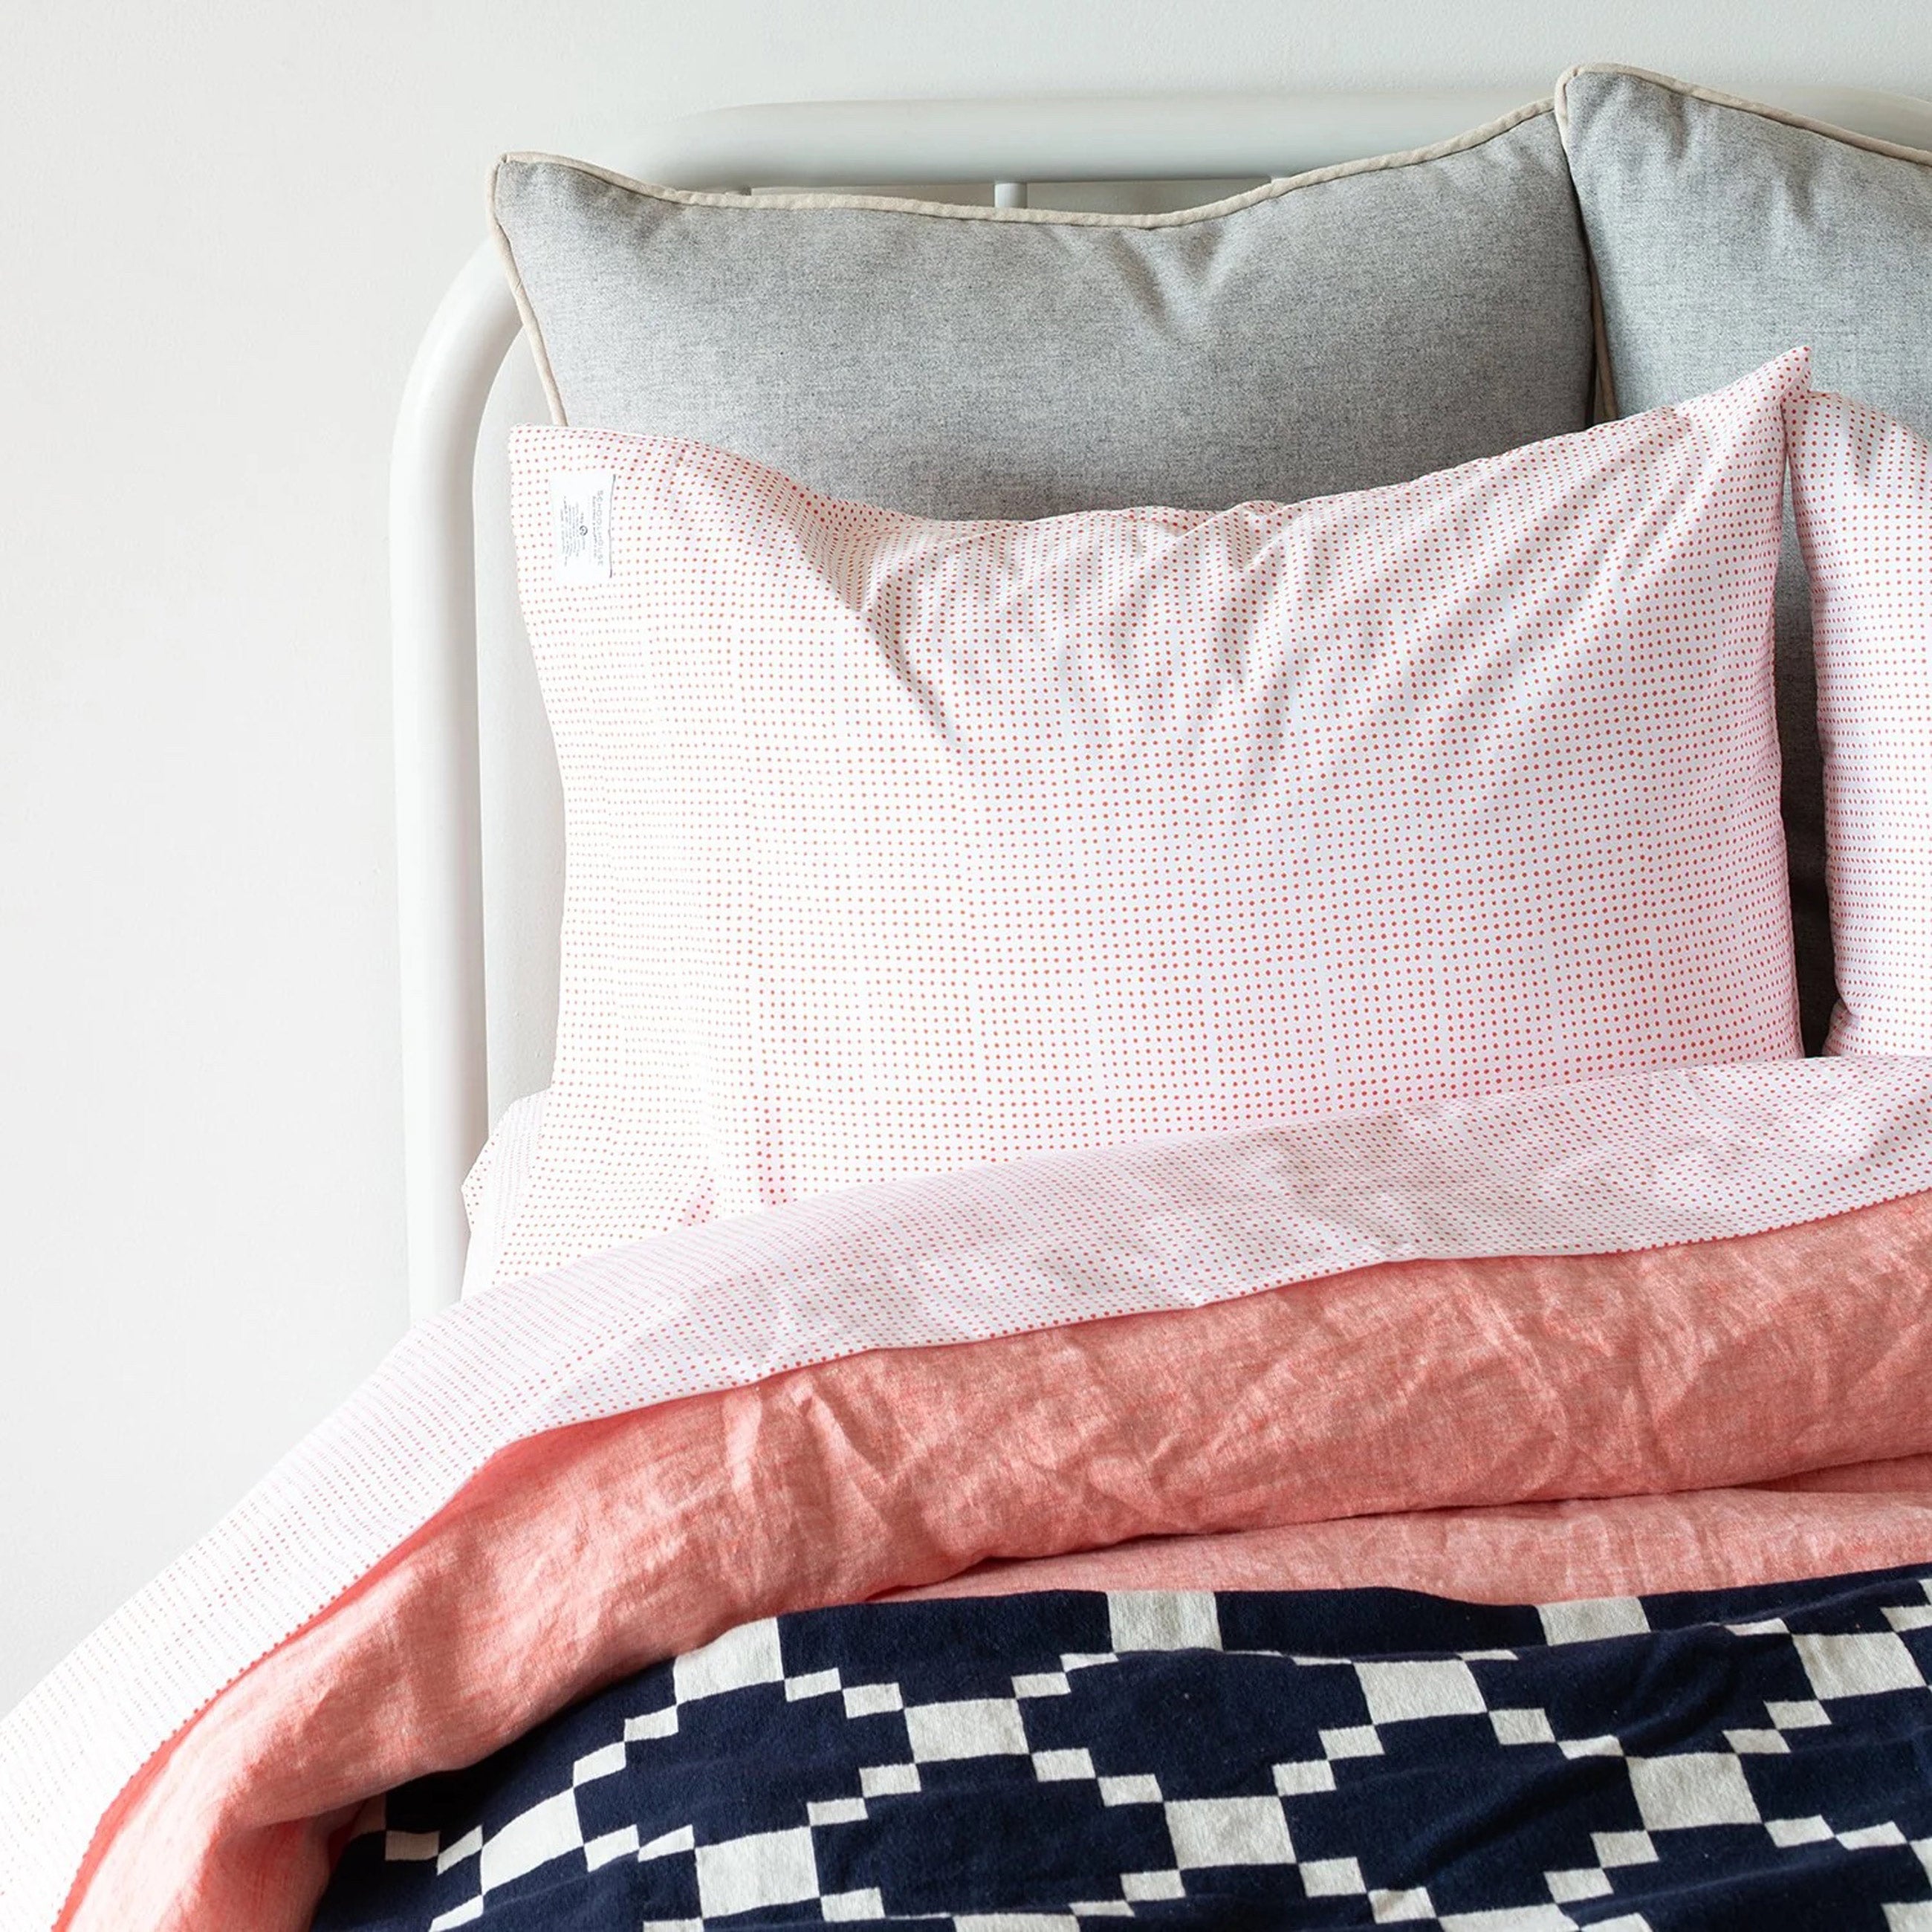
[1,0,1927,1717]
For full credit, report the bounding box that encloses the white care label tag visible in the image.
[550,468,615,584]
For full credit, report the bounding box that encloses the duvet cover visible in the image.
[4,1058,1932,1931]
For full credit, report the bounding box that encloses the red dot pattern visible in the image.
[498,352,1809,1281]
[1787,389,1932,1057]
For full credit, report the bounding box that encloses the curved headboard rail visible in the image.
[392,83,1932,1322]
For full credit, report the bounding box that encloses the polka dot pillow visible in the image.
[1787,388,1932,1054]
[495,351,1809,1282]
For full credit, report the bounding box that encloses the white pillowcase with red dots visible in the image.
[492,351,1812,1284]
[1788,388,1932,1057]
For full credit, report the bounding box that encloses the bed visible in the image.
[6,68,1932,1932]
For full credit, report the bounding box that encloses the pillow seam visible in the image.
[1552,62,1932,172]
[490,97,1556,426]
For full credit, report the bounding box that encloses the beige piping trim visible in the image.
[486,160,567,423]
[1553,61,1932,169]
[487,97,1554,427]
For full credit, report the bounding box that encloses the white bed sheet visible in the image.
[459,1090,547,1297]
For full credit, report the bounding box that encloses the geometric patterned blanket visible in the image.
[315,1567,1932,1931]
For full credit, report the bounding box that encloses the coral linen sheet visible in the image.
[6,1057,1932,1930]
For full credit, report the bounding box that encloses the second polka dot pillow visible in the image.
[494,352,1809,1282]
[1788,389,1932,1055]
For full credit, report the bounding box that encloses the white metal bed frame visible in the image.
[391,82,1932,1323]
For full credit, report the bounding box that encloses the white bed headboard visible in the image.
[392,82,1932,1322]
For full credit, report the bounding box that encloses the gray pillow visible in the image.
[1558,64,1932,1052]
[489,105,1594,526]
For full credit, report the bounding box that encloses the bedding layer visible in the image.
[7,1057,1932,1929]
[314,1567,1932,1929]
[500,355,1806,1276]
[896,1471,1932,1609]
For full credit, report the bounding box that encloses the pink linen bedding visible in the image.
[892,1475,1932,1608]
[6,1056,1932,1930]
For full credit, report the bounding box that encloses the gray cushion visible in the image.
[1559,65,1932,1052]
[490,108,1594,527]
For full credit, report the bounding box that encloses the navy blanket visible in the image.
[317,1565,1932,1930]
